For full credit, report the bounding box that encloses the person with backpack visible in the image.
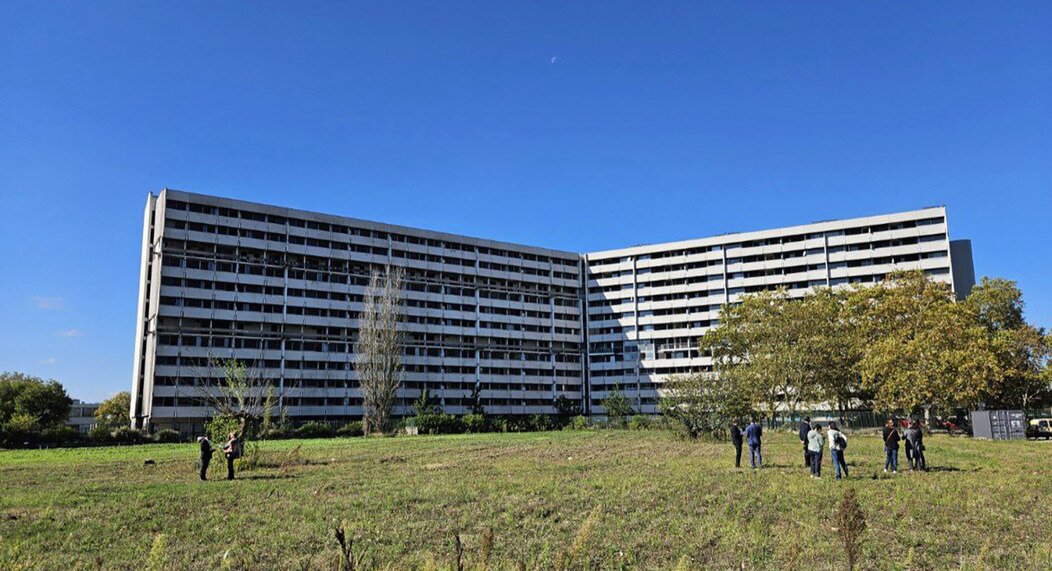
[882,418,901,474]
[197,436,214,481]
[807,423,824,478]
[904,420,926,471]
[827,422,848,480]
[730,420,744,469]
[223,431,241,480]
[745,418,763,469]
[798,416,813,468]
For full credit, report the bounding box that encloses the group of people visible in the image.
[729,416,927,479]
[881,418,927,473]
[196,431,241,481]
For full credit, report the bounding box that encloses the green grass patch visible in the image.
[2,430,1050,569]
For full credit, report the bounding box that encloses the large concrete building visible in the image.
[131,190,974,432]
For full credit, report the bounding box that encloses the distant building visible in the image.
[67,400,99,435]
[131,190,974,432]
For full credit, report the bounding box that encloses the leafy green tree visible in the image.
[95,391,131,429]
[700,288,825,422]
[553,395,582,428]
[964,277,1026,331]
[0,371,73,429]
[600,384,634,427]
[963,277,1051,410]
[468,383,486,416]
[660,373,754,439]
[857,271,998,419]
[805,287,868,417]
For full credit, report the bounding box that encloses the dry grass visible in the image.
[2,430,1051,569]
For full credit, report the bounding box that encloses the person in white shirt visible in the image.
[807,423,824,478]
[827,422,849,480]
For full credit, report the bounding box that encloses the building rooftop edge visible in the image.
[155,189,955,262]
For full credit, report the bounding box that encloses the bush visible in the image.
[528,414,552,432]
[153,429,182,443]
[628,415,652,431]
[41,425,81,445]
[110,427,148,445]
[1,412,41,447]
[462,414,486,433]
[336,421,364,437]
[487,417,508,433]
[259,427,290,440]
[415,413,465,435]
[567,415,590,431]
[601,385,634,428]
[294,421,335,439]
[88,425,113,444]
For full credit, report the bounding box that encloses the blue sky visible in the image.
[1,2,1050,401]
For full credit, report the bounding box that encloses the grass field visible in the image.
[2,429,1051,570]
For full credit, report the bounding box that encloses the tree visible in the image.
[963,277,1051,410]
[963,277,1026,331]
[659,373,754,439]
[468,383,486,416]
[95,391,131,429]
[553,395,582,428]
[199,358,278,437]
[700,289,823,422]
[0,372,73,446]
[0,372,73,430]
[857,271,998,419]
[600,384,634,427]
[356,266,405,435]
[805,287,867,418]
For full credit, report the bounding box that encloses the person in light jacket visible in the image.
[827,422,848,480]
[807,423,824,478]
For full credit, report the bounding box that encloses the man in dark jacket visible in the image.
[745,418,763,469]
[197,436,213,481]
[730,420,744,468]
[799,417,812,468]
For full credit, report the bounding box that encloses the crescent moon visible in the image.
[550,57,558,64]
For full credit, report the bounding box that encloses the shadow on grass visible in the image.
[924,465,974,473]
[234,473,298,480]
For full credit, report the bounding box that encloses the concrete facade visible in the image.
[131,191,974,431]
[131,190,582,433]
[584,207,971,414]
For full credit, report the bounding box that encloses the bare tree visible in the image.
[356,266,405,435]
[193,357,282,437]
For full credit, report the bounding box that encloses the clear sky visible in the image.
[1,2,1050,402]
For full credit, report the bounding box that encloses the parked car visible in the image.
[1026,418,1052,440]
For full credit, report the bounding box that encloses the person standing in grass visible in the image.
[882,418,901,474]
[799,416,813,468]
[223,431,241,480]
[730,420,744,468]
[745,418,763,469]
[197,436,213,481]
[807,423,824,478]
[904,420,926,472]
[827,422,848,480]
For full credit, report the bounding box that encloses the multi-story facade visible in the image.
[131,191,974,431]
[584,207,973,414]
[130,190,583,433]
